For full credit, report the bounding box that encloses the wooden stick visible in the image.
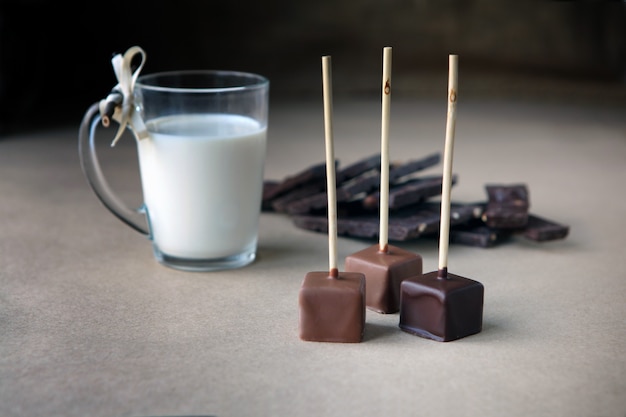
[322,56,339,278]
[379,46,392,253]
[438,54,459,279]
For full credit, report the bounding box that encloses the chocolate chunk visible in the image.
[263,161,335,203]
[285,154,442,215]
[521,214,569,242]
[292,202,481,241]
[272,153,379,203]
[270,183,326,213]
[299,271,366,343]
[282,153,382,215]
[362,175,456,211]
[388,153,441,182]
[482,184,529,228]
[448,211,568,246]
[285,194,327,215]
[338,171,381,200]
[336,153,381,183]
[345,244,422,314]
[286,171,381,215]
[450,223,511,247]
[399,270,484,342]
[387,203,479,240]
[449,207,516,247]
[262,180,281,211]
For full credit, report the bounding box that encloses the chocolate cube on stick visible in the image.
[299,271,366,343]
[400,270,484,341]
[345,244,421,314]
[299,55,366,343]
[399,55,484,341]
[344,47,422,314]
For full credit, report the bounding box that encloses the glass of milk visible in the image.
[79,69,269,271]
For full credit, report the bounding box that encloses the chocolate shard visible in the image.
[299,271,366,343]
[293,215,330,234]
[293,212,383,239]
[450,222,512,247]
[482,183,530,229]
[284,193,327,215]
[292,202,482,242]
[271,153,383,214]
[338,171,381,201]
[283,153,382,215]
[286,171,381,215]
[284,153,442,215]
[362,175,456,211]
[520,214,569,242]
[263,160,336,203]
[406,202,482,238]
[345,244,422,314]
[270,183,326,213]
[338,214,384,239]
[262,180,281,211]
[399,270,484,342]
[286,157,442,216]
[336,153,381,183]
[388,153,441,182]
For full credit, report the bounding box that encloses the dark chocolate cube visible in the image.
[399,271,484,342]
[299,271,366,343]
[345,244,422,314]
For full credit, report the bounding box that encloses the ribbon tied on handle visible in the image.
[98,46,149,146]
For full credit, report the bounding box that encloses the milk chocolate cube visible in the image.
[399,270,484,342]
[345,245,422,314]
[299,271,366,343]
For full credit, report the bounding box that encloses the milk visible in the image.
[137,113,267,260]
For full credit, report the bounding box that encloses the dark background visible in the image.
[1,0,625,134]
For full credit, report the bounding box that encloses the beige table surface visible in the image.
[1,95,625,417]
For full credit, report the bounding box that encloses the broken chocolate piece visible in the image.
[482,184,529,228]
[345,245,422,314]
[264,154,571,247]
[270,183,326,213]
[292,202,482,241]
[450,223,511,247]
[521,214,569,242]
[262,180,281,211]
[336,153,381,183]
[338,171,381,200]
[263,161,334,203]
[399,270,484,342]
[285,155,442,215]
[388,202,480,239]
[299,271,366,343]
[267,154,383,213]
[286,171,380,215]
[362,175,456,211]
[388,153,441,182]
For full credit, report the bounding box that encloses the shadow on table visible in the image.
[363,321,398,342]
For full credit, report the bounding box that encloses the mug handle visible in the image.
[78,102,149,236]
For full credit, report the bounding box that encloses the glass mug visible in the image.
[79,59,269,271]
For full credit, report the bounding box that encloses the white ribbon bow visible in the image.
[98,46,149,146]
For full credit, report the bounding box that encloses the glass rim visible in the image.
[135,70,269,93]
